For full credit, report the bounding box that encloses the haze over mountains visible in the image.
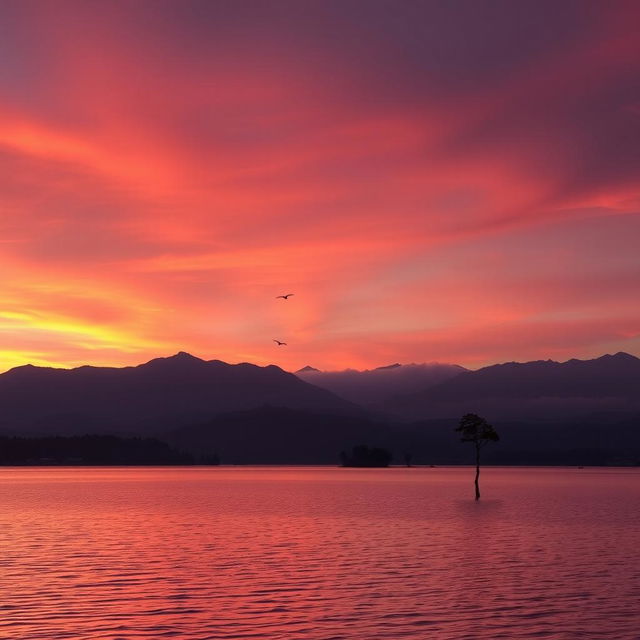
[295,362,465,406]
[384,352,640,420]
[0,351,638,465]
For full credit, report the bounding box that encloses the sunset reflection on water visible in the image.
[1,466,638,639]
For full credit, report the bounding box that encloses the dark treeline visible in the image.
[0,435,217,466]
[2,409,639,467]
[165,406,640,466]
[340,445,392,467]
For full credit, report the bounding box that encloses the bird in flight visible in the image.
[276,293,294,300]
[273,339,287,346]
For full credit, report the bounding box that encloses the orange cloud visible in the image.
[0,1,639,373]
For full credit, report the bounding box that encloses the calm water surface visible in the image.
[0,466,638,639]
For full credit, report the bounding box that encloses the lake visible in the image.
[1,466,638,639]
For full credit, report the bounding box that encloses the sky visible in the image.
[0,0,639,373]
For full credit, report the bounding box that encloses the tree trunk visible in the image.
[474,444,480,500]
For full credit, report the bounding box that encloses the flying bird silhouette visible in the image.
[276,294,294,300]
[273,339,287,346]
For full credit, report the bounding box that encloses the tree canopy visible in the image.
[455,413,499,447]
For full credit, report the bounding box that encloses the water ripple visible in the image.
[1,466,639,639]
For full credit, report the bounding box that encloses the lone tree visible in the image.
[455,413,499,500]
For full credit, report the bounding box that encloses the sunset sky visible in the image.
[1,0,639,372]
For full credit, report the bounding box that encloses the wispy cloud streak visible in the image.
[0,0,638,371]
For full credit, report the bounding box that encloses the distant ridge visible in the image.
[0,352,358,436]
[386,352,640,420]
[296,365,321,373]
[295,362,466,406]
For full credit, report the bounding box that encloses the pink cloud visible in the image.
[0,1,638,372]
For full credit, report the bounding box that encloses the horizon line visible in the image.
[1,349,637,377]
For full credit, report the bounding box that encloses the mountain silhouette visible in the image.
[0,352,357,436]
[295,362,465,406]
[1,351,638,465]
[387,352,640,420]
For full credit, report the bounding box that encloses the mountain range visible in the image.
[0,351,638,465]
[295,362,465,406]
[383,352,640,420]
[0,351,355,436]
